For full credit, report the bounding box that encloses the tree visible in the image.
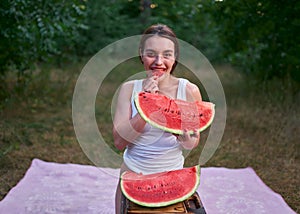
[207,0,300,83]
[0,0,87,76]
[118,0,223,61]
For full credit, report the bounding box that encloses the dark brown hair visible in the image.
[139,24,179,73]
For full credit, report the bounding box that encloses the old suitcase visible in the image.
[121,192,206,214]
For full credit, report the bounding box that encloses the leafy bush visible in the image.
[0,0,87,75]
[79,0,144,56]
[208,0,300,84]
[79,0,222,62]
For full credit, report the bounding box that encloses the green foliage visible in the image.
[147,0,223,62]
[1,0,299,94]
[82,0,299,87]
[81,0,222,61]
[81,0,144,55]
[0,0,87,75]
[207,0,300,84]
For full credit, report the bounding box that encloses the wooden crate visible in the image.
[121,192,206,214]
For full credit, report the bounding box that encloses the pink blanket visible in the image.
[0,159,295,213]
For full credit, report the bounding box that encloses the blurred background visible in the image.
[0,0,299,212]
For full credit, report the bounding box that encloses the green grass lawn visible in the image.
[0,60,299,212]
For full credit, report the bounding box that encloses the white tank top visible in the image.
[123,78,189,174]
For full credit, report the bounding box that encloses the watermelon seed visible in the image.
[199,113,203,117]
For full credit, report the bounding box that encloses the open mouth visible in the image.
[151,68,166,77]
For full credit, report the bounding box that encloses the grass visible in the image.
[0,61,299,212]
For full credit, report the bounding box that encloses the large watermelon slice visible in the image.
[120,165,200,207]
[134,92,215,135]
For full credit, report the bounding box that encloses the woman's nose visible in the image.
[155,55,163,65]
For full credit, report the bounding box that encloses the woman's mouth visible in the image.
[151,68,166,77]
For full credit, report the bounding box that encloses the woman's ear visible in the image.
[139,48,144,64]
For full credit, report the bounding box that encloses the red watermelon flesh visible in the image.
[120,165,200,207]
[152,70,164,77]
[135,92,215,135]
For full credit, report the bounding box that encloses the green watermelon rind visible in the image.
[120,165,200,207]
[134,92,215,135]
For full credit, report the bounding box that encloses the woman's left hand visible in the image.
[175,129,200,150]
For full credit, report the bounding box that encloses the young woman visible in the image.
[113,24,202,213]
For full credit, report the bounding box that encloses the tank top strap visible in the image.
[176,78,189,100]
[131,80,143,118]
[131,80,143,101]
[134,79,143,92]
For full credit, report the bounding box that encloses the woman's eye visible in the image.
[163,53,172,58]
[144,51,173,58]
[146,52,156,57]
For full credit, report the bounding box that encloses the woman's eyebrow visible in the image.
[163,50,174,53]
[144,49,174,53]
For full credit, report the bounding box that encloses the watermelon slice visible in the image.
[120,165,200,207]
[152,70,164,77]
[134,92,215,134]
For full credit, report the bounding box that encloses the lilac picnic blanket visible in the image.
[0,159,295,214]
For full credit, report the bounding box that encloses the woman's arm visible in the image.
[112,81,146,151]
[177,82,202,150]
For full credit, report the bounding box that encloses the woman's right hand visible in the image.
[142,72,159,93]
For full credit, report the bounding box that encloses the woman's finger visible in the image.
[143,76,159,93]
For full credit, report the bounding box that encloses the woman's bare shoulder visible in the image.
[186,81,202,101]
[186,81,198,91]
[119,80,136,92]
[122,80,135,87]
[117,80,137,98]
